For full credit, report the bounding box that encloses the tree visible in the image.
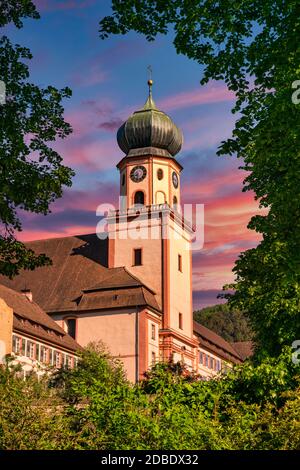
[99,1,300,358]
[194,303,253,343]
[51,341,127,404]
[0,1,74,278]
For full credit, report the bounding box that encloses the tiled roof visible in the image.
[231,341,254,360]
[0,234,160,314]
[0,284,80,353]
[83,267,154,292]
[193,321,242,363]
[78,286,160,312]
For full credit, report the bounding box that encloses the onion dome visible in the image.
[117,81,183,158]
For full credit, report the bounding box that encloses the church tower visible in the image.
[108,81,197,371]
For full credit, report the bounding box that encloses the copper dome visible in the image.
[117,90,183,158]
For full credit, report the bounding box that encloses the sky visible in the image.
[4,0,263,309]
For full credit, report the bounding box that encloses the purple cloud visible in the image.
[98,118,123,132]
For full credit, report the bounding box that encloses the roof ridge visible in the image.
[122,267,157,294]
[25,232,96,244]
[82,266,134,292]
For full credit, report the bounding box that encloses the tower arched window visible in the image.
[173,195,178,206]
[134,191,145,206]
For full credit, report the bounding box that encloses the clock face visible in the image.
[172,171,179,189]
[130,165,147,183]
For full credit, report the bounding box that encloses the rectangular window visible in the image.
[66,318,76,339]
[209,356,214,369]
[27,341,35,359]
[12,335,20,354]
[26,340,30,358]
[151,351,156,365]
[205,354,209,367]
[133,248,142,266]
[62,354,67,366]
[41,346,48,363]
[151,324,156,340]
[36,343,40,361]
[49,349,53,365]
[178,254,182,272]
[216,360,221,372]
[199,351,203,364]
[54,351,61,368]
[179,313,183,330]
[21,338,26,355]
[67,356,73,368]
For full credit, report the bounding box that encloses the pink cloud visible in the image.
[160,82,235,112]
[194,223,263,290]
[18,224,97,242]
[55,99,123,170]
[58,138,120,170]
[181,166,266,295]
[65,99,115,137]
[181,113,236,151]
[183,169,247,200]
[71,69,107,88]
[53,183,119,212]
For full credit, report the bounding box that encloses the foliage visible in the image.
[2,345,299,450]
[51,341,126,403]
[0,360,72,450]
[99,1,300,359]
[0,1,74,277]
[0,1,39,28]
[66,348,299,450]
[193,303,253,343]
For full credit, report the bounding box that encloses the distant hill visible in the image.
[193,303,253,343]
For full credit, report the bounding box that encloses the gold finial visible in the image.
[147,65,153,96]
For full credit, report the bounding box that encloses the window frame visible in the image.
[199,351,203,364]
[133,190,145,206]
[205,354,209,367]
[151,323,156,341]
[54,351,61,368]
[179,312,183,330]
[151,351,156,365]
[178,254,182,272]
[133,248,143,266]
[12,335,21,355]
[65,317,77,340]
[157,168,164,180]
